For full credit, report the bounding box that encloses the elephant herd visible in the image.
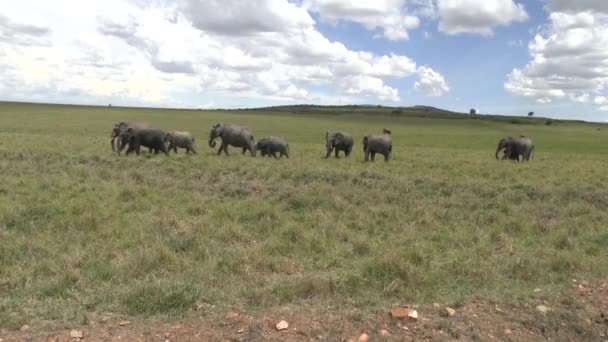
[110,121,534,162]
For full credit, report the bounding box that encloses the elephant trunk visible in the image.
[363,136,368,151]
[495,146,501,160]
[208,138,216,148]
[110,137,116,151]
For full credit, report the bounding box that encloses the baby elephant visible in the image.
[165,131,197,154]
[256,137,289,159]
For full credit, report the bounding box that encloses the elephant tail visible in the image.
[362,136,368,151]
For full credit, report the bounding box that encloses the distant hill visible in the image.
[239,104,578,125]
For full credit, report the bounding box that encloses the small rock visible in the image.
[20,325,29,332]
[276,320,289,331]
[390,306,411,319]
[119,320,131,326]
[443,307,456,317]
[581,280,589,286]
[237,328,244,333]
[380,329,389,336]
[358,333,369,342]
[504,329,512,335]
[69,330,84,339]
[536,305,548,314]
[408,310,418,321]
[433,303,441,309]
[533,288,541,292]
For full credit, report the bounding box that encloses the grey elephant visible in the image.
[110,121,154,154]
[495,136,534,162]
[165,131,196,154]
[363,134,392,162]
[208,123,255,156]
[118,128,169,156]
[382,128,392,135]
[325,131,353,158]
[256,137,289,159]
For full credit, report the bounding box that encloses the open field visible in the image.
[1,102,608,340]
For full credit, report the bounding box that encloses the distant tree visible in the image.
[469,108,477,115]
[528,111,534,117]
[108,104,112,108]
[544,119,553,125]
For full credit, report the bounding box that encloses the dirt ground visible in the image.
[2,281,607,342]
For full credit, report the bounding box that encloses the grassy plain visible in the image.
[0,102,607,333]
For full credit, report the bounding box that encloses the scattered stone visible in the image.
[276,320,289,331]
[533,288,541,292]
[390,306,418,320]
[443,307,456,317]
[581,280,589,286]
[19,325,29,332]
[433,303,441,309]
[237,328,244,333]
[504,329,512,335]
[358,333,369,342]
[390,306,411,319]
[69,330,84,339]
[536,305,548,314]
[119,320,131,326]
[380,329,389,336]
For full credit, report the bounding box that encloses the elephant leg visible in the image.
[384,152,389,162]
[364,150,369,161]
[345,147,351,157]
[325,146,333,158]
[335,148,340,158]
[371,151,376,161]
[272,152,278,159]
[135,143,141,156]
[217,144,224,155]
[222,144,229,156]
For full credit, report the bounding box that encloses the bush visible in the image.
[545,119,553,125]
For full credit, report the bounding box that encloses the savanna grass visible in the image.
[0,102,607,328]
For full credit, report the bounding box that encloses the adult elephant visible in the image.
[256,136,289,159]
[495,136,534,162]
[325,131,353,158]
[110,121,154,154]
[363,134,392,162]
[118,128,169,156]
[208,123,255,156]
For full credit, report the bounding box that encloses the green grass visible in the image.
[0,101,607,328]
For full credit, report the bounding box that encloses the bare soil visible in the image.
[3,281,607,342]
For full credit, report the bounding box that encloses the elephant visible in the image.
[110,121,154,154]
[495,136,534,162]
[363,134,392,162]
[118,128,169,156]
[165,131,196,154]
[382,128,392,135]
[208,123,255,156]
[256,137,289,159]
[325,131,353,158]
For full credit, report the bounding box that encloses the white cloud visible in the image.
[304,0,421,40]
[0,0,450,107]
[414,66,450,97]
[505,11,608,110]
[437,0,528,35]
[338,75,400,102]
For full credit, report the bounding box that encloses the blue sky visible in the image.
[1,0,607,121]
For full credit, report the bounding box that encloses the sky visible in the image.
[1,0,608,121]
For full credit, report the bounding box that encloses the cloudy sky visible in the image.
[1,0,607,121]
